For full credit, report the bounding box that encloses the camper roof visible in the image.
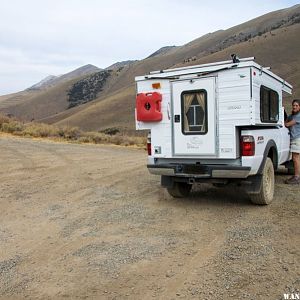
[135,57,292,94]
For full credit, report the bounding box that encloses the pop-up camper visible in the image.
[135,57,293,205]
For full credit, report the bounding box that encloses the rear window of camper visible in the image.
[181,90,207,135]
[260,86,279,123]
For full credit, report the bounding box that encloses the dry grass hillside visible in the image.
[52,23,300,133]
[1,4,299,133]
[0,65,103,121]
[101,4,300,94]
[54,85,136,132]
[40,84,136,133]
[0,78,79,121]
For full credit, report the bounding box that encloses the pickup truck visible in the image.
[135,57,293,205]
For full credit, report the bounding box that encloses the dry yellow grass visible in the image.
[0,114,146,148]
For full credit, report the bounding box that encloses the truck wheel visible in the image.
[250,157,274,205]
[167,182,192,198]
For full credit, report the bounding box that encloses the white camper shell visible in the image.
[135,57,293,205]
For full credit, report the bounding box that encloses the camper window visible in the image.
[181,90,207,135]
[260,86,279,123]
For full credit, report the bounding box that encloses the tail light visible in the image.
[147,133,151,156]
[241,136,255,156]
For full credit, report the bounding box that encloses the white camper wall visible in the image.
[135,61,289,160]
[136,79,172,157]
[252,68,283,125]
[217,67,252,158]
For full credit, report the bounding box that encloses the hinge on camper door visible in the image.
[215,77,219,156]
[215,78,219,138]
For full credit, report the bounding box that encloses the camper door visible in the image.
[171,77,216,156]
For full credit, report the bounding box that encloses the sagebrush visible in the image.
[0,114,145,148]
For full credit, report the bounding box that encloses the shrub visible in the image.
[1,121,24,133]
[85,132,107,144]
[77,136,93,143]
[59,126,81,140]
[110,135,123,145]
[0,114,10,128]
[101,127,120,135]
[23,123,60,138]
[0,114,146,148]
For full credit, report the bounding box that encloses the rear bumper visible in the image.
[147,163,251,179]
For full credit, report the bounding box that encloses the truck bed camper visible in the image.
[135,57,293,205]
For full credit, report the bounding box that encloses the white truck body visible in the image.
[135,57,293,204]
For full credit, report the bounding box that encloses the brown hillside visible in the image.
[52,22,300,133]
[54,85,136,132]
[0,78,78,121]
[0,65,102,121]
[102,4,300,94]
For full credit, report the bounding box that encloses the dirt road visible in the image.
[0,135,299,299]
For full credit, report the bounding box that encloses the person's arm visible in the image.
[285,119,296,127]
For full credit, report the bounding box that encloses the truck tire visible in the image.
[250,157,274,205]
[167,182,192,198]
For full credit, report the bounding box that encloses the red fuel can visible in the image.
[136,92,162,122]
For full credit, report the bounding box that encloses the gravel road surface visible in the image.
[0,135,299,299]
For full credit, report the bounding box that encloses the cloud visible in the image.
[0,0,298,94]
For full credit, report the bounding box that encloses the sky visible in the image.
[0,0,299,95]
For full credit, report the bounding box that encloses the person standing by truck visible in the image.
[285,99,300,184]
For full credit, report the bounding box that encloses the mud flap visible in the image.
[161,175,190,187]
[284,160,294,169]
[242,175,262,194]
[161,176,174,188]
